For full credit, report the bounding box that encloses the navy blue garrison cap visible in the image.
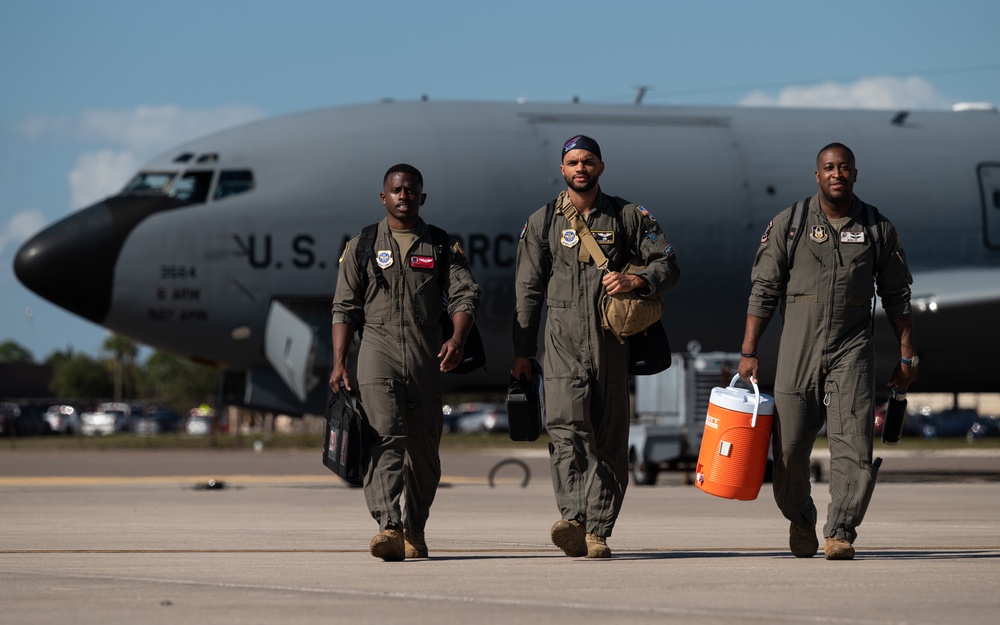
[561,135,602,161]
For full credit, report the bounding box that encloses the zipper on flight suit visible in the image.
[821,214,842,377]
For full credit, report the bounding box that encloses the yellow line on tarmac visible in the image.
[0,475,512,487]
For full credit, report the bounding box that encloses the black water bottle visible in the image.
[882,388,907,445]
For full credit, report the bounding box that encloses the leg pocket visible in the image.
[360,378,405,437]
[825,366,872,438]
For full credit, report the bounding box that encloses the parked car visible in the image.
[443,402,492,433]
[129,408,182,435]
[81,410,119,436]
[185,415,213,436]
[43,405,81,435]
[454,404,509,434]
[1,403,53,436]
[921,409,979,438]
[968,415,1000,442]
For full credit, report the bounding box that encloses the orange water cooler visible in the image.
[695,375,775,501]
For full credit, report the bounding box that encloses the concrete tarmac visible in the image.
[2,447,1000,625]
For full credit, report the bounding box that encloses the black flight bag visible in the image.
[507,359,543,442]
[322,385,365,485]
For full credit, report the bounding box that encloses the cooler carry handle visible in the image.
[729,374,762,428]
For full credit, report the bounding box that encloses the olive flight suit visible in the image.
[748,194,912,543]
[332,217,480,533]
[514,190,680,538]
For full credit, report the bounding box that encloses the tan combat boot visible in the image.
[585,533,611,558]
[404,529,428,559]
[824,537,855,560]
[369,528,405,561]
[789,522,819,558]
[550,519,587,557]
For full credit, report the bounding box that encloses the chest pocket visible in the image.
[840,231,876,306]
[405,243,443,326]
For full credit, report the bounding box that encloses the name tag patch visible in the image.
[841,231,866,244]
[409,255,435,269]
[592,231,615,245]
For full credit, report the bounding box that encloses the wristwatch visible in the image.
[900,355,920,367]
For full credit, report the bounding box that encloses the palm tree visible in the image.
[102,334,138,402]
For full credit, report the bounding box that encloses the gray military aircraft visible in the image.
[13,101,1000,415]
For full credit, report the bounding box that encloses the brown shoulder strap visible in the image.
[559,202,609,270]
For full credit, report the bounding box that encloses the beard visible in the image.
[564,173,598,194]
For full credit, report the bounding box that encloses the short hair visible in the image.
[383,163,423,187]
[816,142,855,166]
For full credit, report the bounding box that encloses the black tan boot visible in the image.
[824,537,855,560]
[585,533,611,558]
[404,529,428,559]
[789,522,818,558]
[550,519,587,557]
[369,528,405,561]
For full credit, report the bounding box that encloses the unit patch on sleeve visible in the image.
[760,220,773,244]
[338,241,350,263]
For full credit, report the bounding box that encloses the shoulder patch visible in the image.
[451,241,465,257]
[519,220,528,240]
[760,220,772,244]
[338,241,350,263]
[636,205,656,222]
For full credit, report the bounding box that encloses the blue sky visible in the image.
[2,0,999,362]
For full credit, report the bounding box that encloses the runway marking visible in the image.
[0,475,515,487]
[5,547,998,555]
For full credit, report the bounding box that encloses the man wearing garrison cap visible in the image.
[512,135,680,558]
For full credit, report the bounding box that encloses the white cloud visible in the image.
[69,149,141,208]
[61,104,267,209]
[0,210,46,255]
[741,76,953,110]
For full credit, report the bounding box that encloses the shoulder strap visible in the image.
[559,202,609,269]
[541,195,630,269]
[540,200,556,257]
[785,197,810,272]
[356,223,388,292]
[862,202,881,270]
[427,225,450,289]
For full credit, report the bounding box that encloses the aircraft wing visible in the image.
[875,267,1000,392]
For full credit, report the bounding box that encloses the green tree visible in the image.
[102,334,138,402]
[49,352,113,399]
[138,351,220,413]
[0,340,34,364]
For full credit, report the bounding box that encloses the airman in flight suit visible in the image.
[330,163,480,561]
[512,135,680,558]
[739,143,917,560]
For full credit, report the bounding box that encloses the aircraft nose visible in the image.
[13,201,117,323]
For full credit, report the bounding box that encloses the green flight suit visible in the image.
[332,217,480,532]
[748,194,912,543]
[514,190,680,538]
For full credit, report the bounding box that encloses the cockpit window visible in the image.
[171,170,214,204]
[214,170,255,200]
[122,172,175,194]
